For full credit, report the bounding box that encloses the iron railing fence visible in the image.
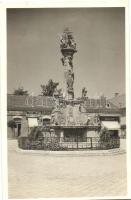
[18,136,120,150]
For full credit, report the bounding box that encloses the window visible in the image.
[106,103,110,108]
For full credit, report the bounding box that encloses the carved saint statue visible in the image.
[67,70,74,92]
[60,29,76,51]
[82,87,87,98]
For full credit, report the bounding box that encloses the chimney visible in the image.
[114,93,119,97]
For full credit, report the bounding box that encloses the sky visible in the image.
[7,8,125,98]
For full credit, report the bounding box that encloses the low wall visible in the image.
[120,139,126,151]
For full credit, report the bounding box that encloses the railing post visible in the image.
[77,134,78,149]
[90,137,92,149]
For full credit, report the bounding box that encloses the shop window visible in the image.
[43,119,50,126]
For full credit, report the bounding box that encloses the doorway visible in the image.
[17,123,21,137]
[13,117,22,137]
[64,128,86,142]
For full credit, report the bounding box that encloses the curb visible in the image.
[16,147,126,156]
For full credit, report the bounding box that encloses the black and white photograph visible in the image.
[0,1,130,199]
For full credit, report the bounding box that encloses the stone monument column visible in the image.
[60,28,77,100]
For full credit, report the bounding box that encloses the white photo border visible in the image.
[0,0,130,200]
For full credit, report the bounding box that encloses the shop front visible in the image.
[100,115,120,137]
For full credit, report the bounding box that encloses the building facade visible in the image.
[7,94,123,150]
[109,94,126,138]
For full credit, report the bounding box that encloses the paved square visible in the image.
[8,140,127,198]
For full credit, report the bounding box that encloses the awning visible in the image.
[13,116,23,119]
[28,118,38,127]
[102,121,120,130]
[42,115,51,120]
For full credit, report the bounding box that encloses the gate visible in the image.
[62,136,97,149]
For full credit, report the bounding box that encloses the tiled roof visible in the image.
[7,94,121,114]
[7,95,55,111]
[108,94,126,108]
[85,108,121,114]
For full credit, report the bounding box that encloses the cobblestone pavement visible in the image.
[8,140,127,198]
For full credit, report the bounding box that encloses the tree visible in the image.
[8,119,17,129]
[7,119,17,136]
[100,127,111,142]
[13,86,29,95]
[41,79,60,97]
